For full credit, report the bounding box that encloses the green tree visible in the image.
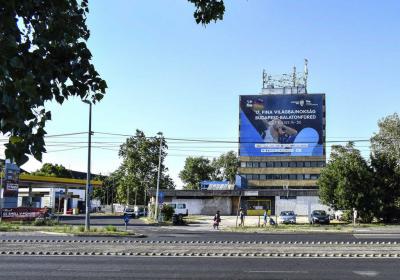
[0,0,107,165]
[370,113,400,222]
[116,130,174,205]
[318,143,375,222]
[179,157,215,190]
[30,163,72,178]
[211,151,238,183]
[1,0,226,166]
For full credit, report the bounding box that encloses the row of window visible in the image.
[242,173,320,180]
[240,161,325,168]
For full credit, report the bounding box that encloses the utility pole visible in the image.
[82,100,92,232]
[154,132,163,221]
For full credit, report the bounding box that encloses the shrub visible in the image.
[78,225,85,232]
[160,204,175,221]
[105,225,117,232]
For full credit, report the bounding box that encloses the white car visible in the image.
[167,203,188,216]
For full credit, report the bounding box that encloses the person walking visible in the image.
[213,210,221,230]
[239,209,245,227]
[263,210,268,227]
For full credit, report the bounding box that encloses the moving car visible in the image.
[309,210,330,225]
[278,211,296,224]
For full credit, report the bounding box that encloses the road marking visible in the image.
[354,234,400,239]
[353,271,379,277]
[247,270,308,273]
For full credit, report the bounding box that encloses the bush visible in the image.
[105,225,117,232]
[342,210,353,223]
[78,225,85,232]
[33,218,58,226]
[160,204,175,221]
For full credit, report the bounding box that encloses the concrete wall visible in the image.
[275,196,330,216]
[171,197,232,215]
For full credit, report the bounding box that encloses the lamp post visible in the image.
[82,100,92,231]
[154,132,163,222]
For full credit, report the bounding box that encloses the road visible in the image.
[55,215,400,243]
[0,256,397,279]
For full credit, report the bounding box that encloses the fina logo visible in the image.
[246,99,253,108]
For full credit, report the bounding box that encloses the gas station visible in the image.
[1,161,102,218]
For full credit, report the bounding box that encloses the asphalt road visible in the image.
[54,215,400,243]
[0,256,397,279]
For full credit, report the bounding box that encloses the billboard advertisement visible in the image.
[239,94,324,157]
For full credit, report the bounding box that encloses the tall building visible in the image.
[237,67,327,216]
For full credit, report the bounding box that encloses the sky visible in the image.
[1,0,400,188]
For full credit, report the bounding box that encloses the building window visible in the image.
[304,161,311,167]
[267,162,274,168]
[289,174,297,180]
[274,161,281,168]
[311,161,318,167]
[260,174,266,180]
[274,174,281,180]
[252,174,259,180]
[246,162,252,168]
[318,161,325,167]
[260,162,266,168]
[297,162,304,167]
[241,162,246,168]
[297,174,304,180]
[304,174,311,180]
[289,162,296,168]
[253,162,259,168]
[310,174,319,180]
[281,161,289,167]
[281,174,289,180]
[266,174,273,180]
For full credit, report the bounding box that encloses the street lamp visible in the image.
[154,132,163,222]
[82,100,92,231]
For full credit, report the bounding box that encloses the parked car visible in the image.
[123,207,135,218]
[134,206,147,217]
[278,211,297,224]
[166,203,188,217]
[309,210,330,225]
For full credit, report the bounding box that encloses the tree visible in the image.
[188,0,225,25]
[1,0,107,166]
[179,157,215,190]
[116,130,174,205]
[318,143,376,222]
[30,163,72,178]
[371,113,400,167]
[1,0,226,166]
[370,113,400,222]
[211,151,238,183]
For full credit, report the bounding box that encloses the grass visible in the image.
[0,221,134,236]
[224,222,393,233]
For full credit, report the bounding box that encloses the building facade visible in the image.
[237,87,327,216]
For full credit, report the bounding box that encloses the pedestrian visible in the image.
[239,209,245,227]
[213,211,221,230]
[263,210,268,227]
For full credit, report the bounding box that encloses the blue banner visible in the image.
[239,94,324,157]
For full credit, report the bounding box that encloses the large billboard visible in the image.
[239,94,324,157]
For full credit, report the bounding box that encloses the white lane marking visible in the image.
[247,270,308,273]
[353,271,379,277]
[354,234,400,239]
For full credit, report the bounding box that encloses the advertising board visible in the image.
[239,94,324,157]
[1,208,45,221]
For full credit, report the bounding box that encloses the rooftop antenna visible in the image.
[262,69,267,89]
[304,58,309,93]
[292,65,297,87]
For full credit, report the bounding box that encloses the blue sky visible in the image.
[2,0,399,187]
